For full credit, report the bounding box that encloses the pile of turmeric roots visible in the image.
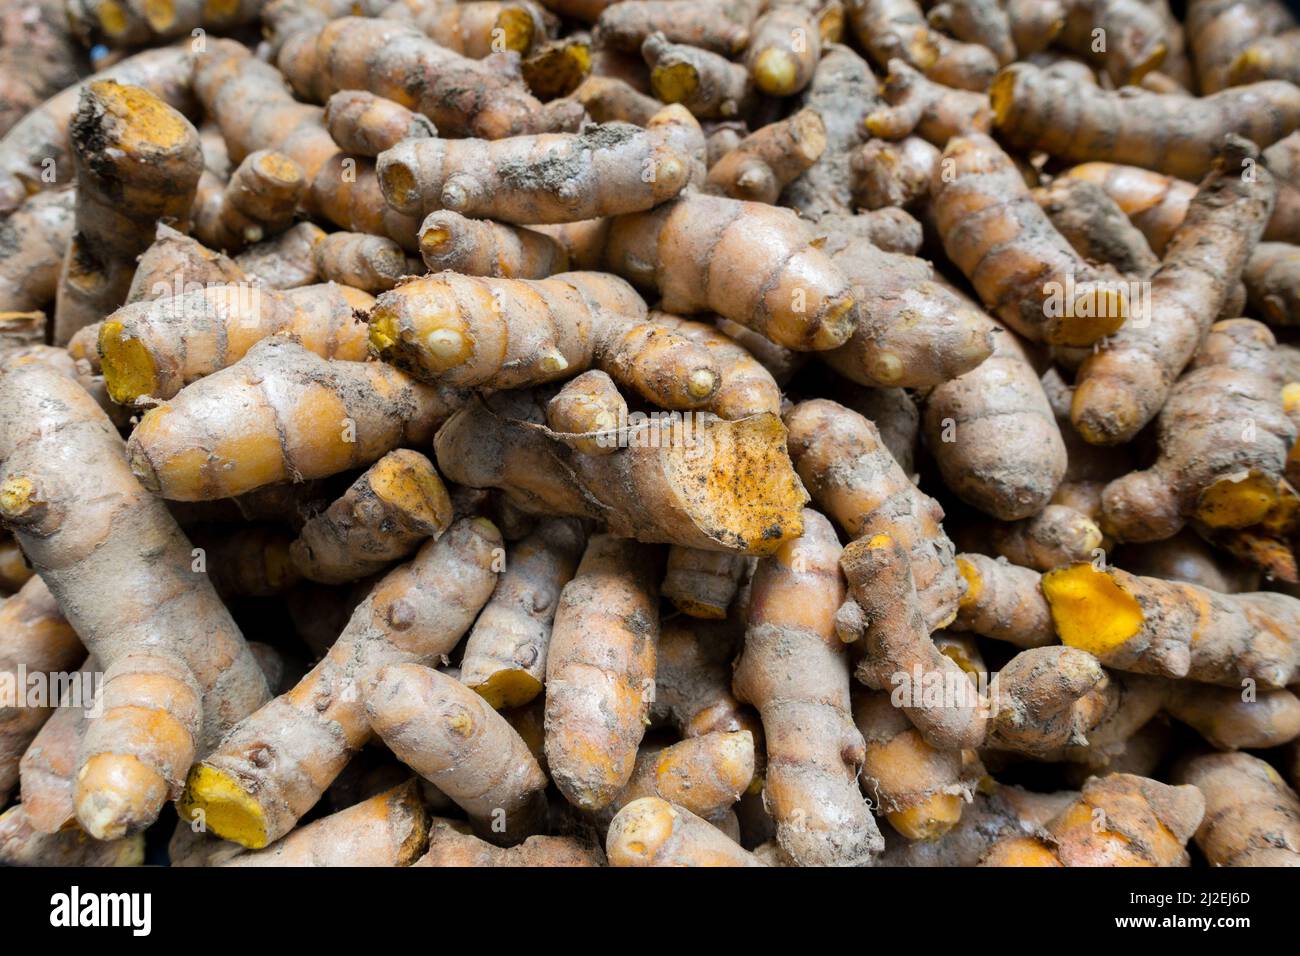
[2,0,1300,869]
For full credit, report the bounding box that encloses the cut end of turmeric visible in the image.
[100,321,159,405]
[96,0,130,37]
[651,62,700,106]
[469,669,544,710]
[988,68,1017,129]
[606,796,677,865]
[1041,564,1143,658]
[91,80,190,153]
[1196,470,1278,529]
[496,8,536,54]
[956,556,982,610]
[180,764,270,849]
[0,476,38,520]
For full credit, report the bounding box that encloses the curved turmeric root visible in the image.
[324,90,437,157]
[0,362,269,840]
[418,211,570,279]
[99,283,374,405]
[1042,563,1300,687]
[982,773,1204,867]
[459,518,586,708]
[367,663,548,844]
[125,337,465,501]
[606,797,764,866]
[952,553,1055,648]
[733,509,882,866]
[1174,751,1300,866]
[416,818,604,866]
[368,272,722,410]
[544,535,660,811]
[785,399,962,630]
[181,518,502,849]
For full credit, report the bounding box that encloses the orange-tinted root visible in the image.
[841,532,988,751]
[416,817,605,866]
[459,518,586,708]
[368,272,722,410]
[1174,751,1300,866]
[1042,563,1300,687]
[606,797,764,866]
[785,399,962,629]
[223,781,429,867]
[182,518,502,848]
[952,553,1055,648]
[126,336,465,501]
[290,449,454,584]
[366,663,548,844]
[1071,138,1276,445]
[733,509,882,865]
[544,535,660,811]
[982,773,1204,867]
[435,390,808,555]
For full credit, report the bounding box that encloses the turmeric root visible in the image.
[850,135,939,211]
[235,222,327,290]
[54,81,203,346]
[0,0,78,141]
[732,509,881,865]
[566,75,663,126]
[542,534,659,811]
[1187,0,1295,93]
[1100,319,1297,544]
[125,224,249,305]
[418,211,570,279]
[706,110,827,204]
[606,192,856,350]
[596,1,757,55]
[1063,162,1195,256]
[290,449,454,584]
[18,657,98,833]
[193,40,420,250]
[853,688,972,841]
[0,361,270,839]
[606,796,764,866]
[192,150,306,253]
[785,399,962,630]
[845,0,998,91]
[931,133,1126,346]
[782,44,881,220]
[1114,528,1259,593]
[0,577,81,802]
[459,518,585,707]
[927,0,1015,65]
[952,553,1055,648]
[416,0,557,58]
[1174,751,1300,866]
[223,780,429,867]
[1165,682,1300,750]
[982,773,1204,867]
[864,59,993,145]
[182,517,502,848]
[1042,563,1300,687]
[367,664,548,843]
[646,312,782,419]
[597,731,755,827]
[66,0,263,48]
[1033,176,1160,278]
[1244,242,1300,325]
[641,32,754,120]
[924,325,1066,520]
[840,532,988,751]
[125,337,464,501]
[324,91,436,157]
[0,189,75,314]
[745,1,832,96]
[1070,138,1275,445]
[521,35,594,99]
[313,232,418,293]
[991,62,1300,179]
[416,817,604,866]
[0,805,143,868]
[189,525,302,600]
[276,16,580,138]
[368,272,722,410]
[662,546,748,619]
[0,45,193,216]
[377,110,692,223]
[984,645,1111,757]
[435,390,807,554]
[1054,0,1171,86]
[99,283,374,405]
